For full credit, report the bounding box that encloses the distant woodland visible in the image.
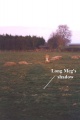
[0,34,45,50]
[0,25,74,51]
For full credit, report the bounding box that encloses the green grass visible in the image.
[0,51,80,120]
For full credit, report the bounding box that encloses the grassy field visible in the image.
[0,51,80,120]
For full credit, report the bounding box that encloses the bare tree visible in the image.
[47,25,72,51]
[56,25,71,46]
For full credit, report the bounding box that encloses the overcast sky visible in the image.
[0,0,80,43]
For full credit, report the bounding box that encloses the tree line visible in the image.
[0,25,72,51]
[47,25,71,51]
[0,34,45,50]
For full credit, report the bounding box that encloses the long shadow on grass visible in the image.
[1,64,80,120]
[24,64,50,91]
